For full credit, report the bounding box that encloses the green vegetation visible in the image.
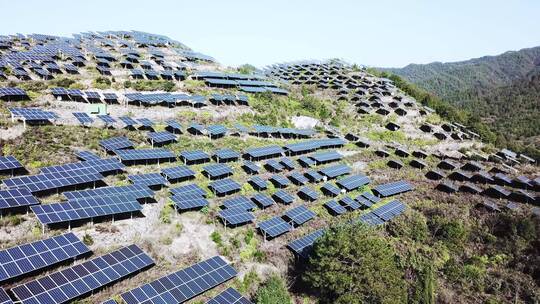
[123,80,176,91]
[82,233,94,246]
[92,76,112,89]
[255,274,292,304]
[238,64,257,74]
[303,223,407,303]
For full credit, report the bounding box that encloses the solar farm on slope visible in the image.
[0,31,539,304]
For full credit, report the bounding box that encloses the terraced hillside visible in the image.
[0,32,539,303]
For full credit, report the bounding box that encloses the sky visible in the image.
[1,0,539,68]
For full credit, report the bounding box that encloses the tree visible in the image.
[303,223,407,304]
[255,274,292,304]
[238,64,257,75]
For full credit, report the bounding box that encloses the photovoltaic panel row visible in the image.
[0,155,24,171]
[115,148,175,161]
[99,136,134,151]
[222,196,256,210]
[206,287,253,304]
[171,193,209,210]
[336,174,370,191]
[283,205,316,226]
[251,193,274,208]
[170,183,206,197]
[0,232,90,283]
[209,178,241,196]
[0,188,39,211]
[0,288,12,304]
[128,173,168,187]
[287,229,325,258]
[75,151,101,161]
[309,150,343,163]
[218,208,255,225]
[31,196,142,225]
[40,158,124,174]
[11,244,154,304]
[120,256,237,304]
[64,184,153,201]
[319,164,351,179]
[244,145,284,159]
[148,131,177,144]
[72,112,94,124]
[161,166,195,180]
[372,181,413,197]
[3,168,104,194]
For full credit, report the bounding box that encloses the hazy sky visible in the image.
[1,0,539,68]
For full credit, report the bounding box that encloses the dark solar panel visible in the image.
[319,163,351,178]
[72,112,94,124]
[99,136,134,151]
[242,161,260,174]
[287,229,325,258]
[269,174,290,188]
[180,150,210,162]
[0,287,12,304]
[336,174,370,191]
[170,183,206,197]
[128,173,168,187]
[325,200,347,215]
[214,149,240,161]
[120,256,237,304]
[373,181,413,197]
[209,178,241,196]
[161,166,195,181]
[298,186,319,201]
[321,183,341,196]
[258,216,291,238]
[272,190,294,204]
[203,163,233,179]
[222,196,257,210]
[11,244,154,304]
[64,184,153,201]
[3,168,104,194]
[361,192,381,203]
[207,287,253,304]
[219,208,255,225]
[97,114,116,124]
[75,151,101,161]
[0,188,39,210]
[283,205,316,226]
[248,176,267,190]
[0,156,23,171]
[251,194,274,208]
[119,116,138,126]
[171,194,208,210]
[339,196,361,210]
[0,233,90,283]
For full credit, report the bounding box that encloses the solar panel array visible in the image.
[128,173,168,187]
[325,200,347,215]
[180,150,211,163]
[298,186,319,201]
[244,145,284,159]
[287,229,325,258]
[120,256,237,304]
[222,196,257,210]
[209,178,241,196]
[219,208,255,225]
[373,181,413,197]
[64,184,153,201]
[72,112,94,124]
[0,156,24,171]
[40,158,124,175]
[9,108,58,121]
[272,189,294,204]
[11,244,154,304]
[75,151,101,161]
[248,176,267,190]
[161,166,195,181]
[0,233,90,283]
[115,149,175,161]
[203,163,233,179]
[99,136,134,151]
[357,200,407,226]
[3,168,104,194]
[0,188,39,211]
[319,164,351,178]
[284,205,316,226]
[0,287,12,304]
[207,287,253,304]
[258,216,291,238]
[31,196,142,225]
[336,174,371,191]
[251,193,274,208]
[270,174,290,188]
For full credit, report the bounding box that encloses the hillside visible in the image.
[0,32,539,304]
[380,47,540,159]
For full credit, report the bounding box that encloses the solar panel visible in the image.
[115,148,176,162]
[287,229,325,258]
[165,120,182,131]
[147,131,177,145]
[0,188,39,211]
[222,196,257,210]
[171,194,209,210]
[119,116,138,126]
[128,173,168,187]
[288,172,308,185]
[103,93,118,100]
[207,287,253,304]
[339,196,361,210]
[298,186,319,201]
[298,156,316,167]
[321,183,341,196]
[372,181,413,197]
[137,118,154,127]
[11,244,154,304]
[214,149,240,162]
[31,196,142,225]
[85,91,101,99]
[203,163,233,179]
[251,193,274,208]
[305,170,324,183]
[179,150,210,163]
[269,174,290,188]
[258,216,291,238]
[265,159,285,172]
[72,112,94,124]
[371,200,407,221]
[0,287,12,304]
[0,87,27,97]
[209,178,241,196]
[319,164,351,179]
[75,150,101,161]
[272,189,294,205]
[247,175,267,190]
[310,151,343,163]
[120,256,237,304]
[361,192,381,203]
[64,184,153,201]
[325,200,347,215]
[244,145,284,159]
[242,161,260,174]
[99,136,134,151]
[170,183,206,197]
[283,205,316,226]
[279,157,296,170]
[336,174,370,191]
[219,208,255,225]
[9,108,58,121]
[97,114,116,124]
[0,233,90,283]
[207,124,227,136]
[3,168,104,194]
[161,166,195,181]
[0,156,23,171]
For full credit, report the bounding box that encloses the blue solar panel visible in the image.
[64,184,153,201]
[119,116,138,126]
[319,164,351,179]
[251,194,274,208]
[288,172,308,185]
[258,216,291,238]
[209,178,241,196]
[3,168,104,194]
[115,148,176,162]
[203,163,233,179]
[244,145,284,159]
[170,183,206,197]
[248,176,267,190]
[242,161,260,174]
[0,156,23,171]
[97,114,116,125]
[99,136,134,151]
[265,159,285,172]
[207,287,253,304]
[0,232,90,283]
[12,244,154,304]
[309,150,343,163]
[171,194,209,210]
[128,173,168,187]
[120,256,237,304]
[161,166,195,181]
[40,158,124,174]
[298,186,319,201]
[219,208,255,226]
[373,181,413,197]
[0,287,12,304]
[336,174,370,191]
[222,196,257,210]
[214,149,240,162]
[339,196,361,210]
[283,205,316,226]
[269,174,290,188]
[305,170,324,183]
[179,150,210,163]
[272,189,294,205]
[287,229,325,258]
[0,188,39,211]
[321,183,341,197]
[137,118,154,127]
[72,112,94,124]
[75,150,101,161]
[361,192,381,203]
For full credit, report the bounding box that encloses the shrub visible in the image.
[255,274,292,304]
[93,76,112,89]
[82,233,94,246]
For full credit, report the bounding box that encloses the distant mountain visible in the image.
[379,46,540,159]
